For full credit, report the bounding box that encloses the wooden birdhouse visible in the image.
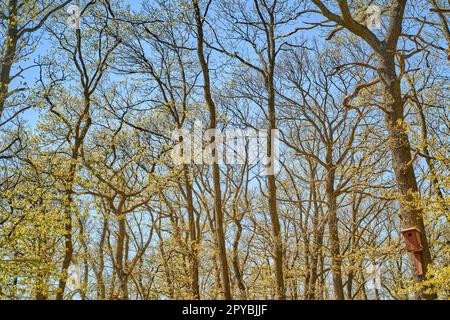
[401,227,423,252]
[401,227,424,276]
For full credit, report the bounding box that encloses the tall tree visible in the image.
[311,0,437,299]
[191,0,232,299]
[39,0,120,298]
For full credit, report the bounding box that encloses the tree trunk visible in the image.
[232,209,246,299]
[378,52,436,299]
[266,53,285,300]
[192,0,232,300]
[307,166,324,300]
[183,165,200,299]
[115,210,128,300]
[0,0,18,119]
[325,165,345,300]
[56,161,76,300]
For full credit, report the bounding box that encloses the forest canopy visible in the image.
[0,0,449,300]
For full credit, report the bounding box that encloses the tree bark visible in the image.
[183,165,200,299]
[56,161,76,300]
[0,0,18,119]
[231,206,246,299]
[379,52,436,299]
[192,0,232,300]
[325,164,345,300]
[265,24,285,298]
[115,208,129,300]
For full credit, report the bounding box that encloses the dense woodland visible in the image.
[0,0,449,300]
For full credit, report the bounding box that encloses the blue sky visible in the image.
[17,0,142,127]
